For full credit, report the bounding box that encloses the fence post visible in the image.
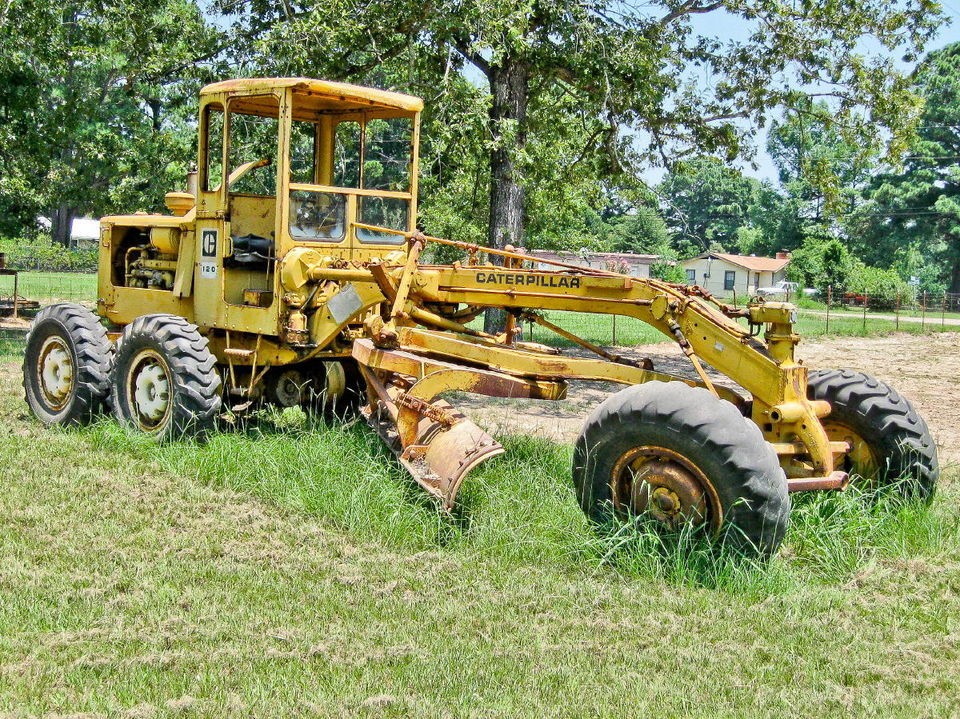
[942,294,947,331]
[826,285,831,333]
[862,292,868,331]
[922,291,927,329]
[611,314,617,346]
[895,293,900,331]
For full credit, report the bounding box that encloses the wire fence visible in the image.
[0,270,97,309]
[523,289,960,348]
[2,271,958,346]
[817,288,960,334]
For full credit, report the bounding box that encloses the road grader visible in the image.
[23,78,939,556]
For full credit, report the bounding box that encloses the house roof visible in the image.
[527,250,661,264]
[688,252,790,273]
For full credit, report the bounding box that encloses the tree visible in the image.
[657,157,782,256]
[785,232,853,298]
[767,99,878,226]
[223,0,941,262]
[0,0,223,244]
[603,206,671,256]
[848,43,960,293]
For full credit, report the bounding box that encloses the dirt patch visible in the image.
[459,332,960,465]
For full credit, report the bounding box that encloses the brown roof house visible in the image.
[526,250,662,278]
[681,251,791,297]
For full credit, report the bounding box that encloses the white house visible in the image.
[681,251,791,297]
[525,250,662,278]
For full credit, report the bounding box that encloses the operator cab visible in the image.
[197,77,423,262]
[98,78,423,333]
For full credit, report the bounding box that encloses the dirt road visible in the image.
[460,332,960,466]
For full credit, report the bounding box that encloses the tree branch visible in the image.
[452,38,491,78]
[657,1,726,28]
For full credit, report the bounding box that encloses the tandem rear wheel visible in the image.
[23,303,113,425]
[573,381,791,558]
[807,369,939,500]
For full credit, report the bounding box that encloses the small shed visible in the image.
[681,251,791,296]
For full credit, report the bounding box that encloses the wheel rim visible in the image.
[126,350,172,431]
[37,336,74,411]
[274,370,305,406]
[822,421,880,480]
[610,446,722,531]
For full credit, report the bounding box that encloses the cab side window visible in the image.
[203,103,224,192]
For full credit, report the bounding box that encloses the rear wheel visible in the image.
[264,360,365,416]
[23,303,112,425]
[110,314,221,439]
[573,382,790,557]
[808,369,939,500]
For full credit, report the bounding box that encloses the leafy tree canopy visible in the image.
[220,0,942,259]
[0,0,223,243]
[848,42,960,293]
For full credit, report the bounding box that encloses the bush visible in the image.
[846,262,915,310]
[0,237,98,273]
[650,260,687,283]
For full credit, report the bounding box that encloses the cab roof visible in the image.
[200,77,424,116]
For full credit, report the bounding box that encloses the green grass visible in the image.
[5,271,97,305]
[2,341,960,717]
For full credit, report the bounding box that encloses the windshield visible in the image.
[287,98,414,245]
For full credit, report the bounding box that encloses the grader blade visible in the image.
[365,397,504,508]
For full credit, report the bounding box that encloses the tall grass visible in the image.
[80,411,960,594]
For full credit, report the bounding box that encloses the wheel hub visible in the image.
[274,370,305,407]
[613,447,715,529]
[132,357,171,426]
[822,421,880,480]
[38,337,74,410]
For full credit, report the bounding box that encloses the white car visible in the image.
[755,280,799,297]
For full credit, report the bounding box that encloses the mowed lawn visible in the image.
[2,337,960,717]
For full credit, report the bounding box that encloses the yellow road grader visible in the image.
[23,78,939,556]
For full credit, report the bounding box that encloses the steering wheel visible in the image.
[295,194,339,235]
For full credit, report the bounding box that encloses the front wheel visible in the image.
[110,314,221,439]
[573,382,790,557]
[808,369,939,500]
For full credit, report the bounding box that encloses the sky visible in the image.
[683,6,960,185]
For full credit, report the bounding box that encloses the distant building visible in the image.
[681,251,791,296]
[68,218,100,248]
[525,250,662,278]
[37,216,101,249]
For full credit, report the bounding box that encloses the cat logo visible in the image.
[201,229,218,258]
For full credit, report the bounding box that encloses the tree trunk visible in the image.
[51,205,75,248]
[949,252,960,294]
[483,57,529,334]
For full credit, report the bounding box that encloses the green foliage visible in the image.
[656,157,799,259]
[767,99,880,223]
[602,206,671,255]
[847,262,916,309]
[0,0,224,242]
[649,260,687,283]
[847,42,960,293]
[0,237,97,273]
[220,0,943,256]
[785,232,854,297]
